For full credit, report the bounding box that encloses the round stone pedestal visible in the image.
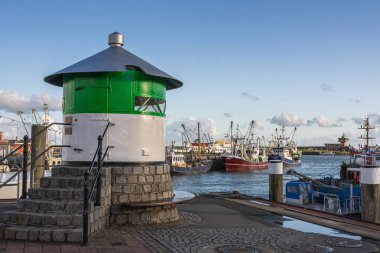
[109,164,179,224]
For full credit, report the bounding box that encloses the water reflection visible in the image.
[172,155,350,197]
[281,216,362,240]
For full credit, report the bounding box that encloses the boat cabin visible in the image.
[285,181,312,205]
[272,147,290,158]
[170,153,186,167]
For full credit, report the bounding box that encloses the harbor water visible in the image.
[172,155,351,198]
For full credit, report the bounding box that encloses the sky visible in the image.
[0,0,379,147]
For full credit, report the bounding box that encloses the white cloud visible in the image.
[352,117,363,125]
[336,117,346,122]
[312,116,342,128]
[253,120,264,130]
[269,112,309,127]
[166,117,222,144]
[352,114,380,125]
[369,113,380,125]
[0,90,61,114]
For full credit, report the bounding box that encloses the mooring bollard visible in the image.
[360,155,380,224]
[269,154,283,203]
[31,124,47,188]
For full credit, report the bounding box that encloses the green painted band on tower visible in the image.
[63,71,166,117]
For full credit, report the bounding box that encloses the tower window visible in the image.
[134,96,166,114]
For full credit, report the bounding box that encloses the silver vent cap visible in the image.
[108,32,124,47]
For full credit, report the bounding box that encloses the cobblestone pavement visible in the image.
[0,230,150,253]
[120,197,380,253]
[123,214,378,253]
[0,197,379,252]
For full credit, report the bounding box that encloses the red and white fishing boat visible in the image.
[224,156,268,172]
[224,120,268,172]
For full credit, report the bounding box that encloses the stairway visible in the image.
[0,166,111,242]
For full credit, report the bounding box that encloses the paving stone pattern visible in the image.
[0,164,179,243]
[0,197,379,252]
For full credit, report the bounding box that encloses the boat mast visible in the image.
[275,128,279,148]
[197,122,201,161]
[289,127,297,145]
[230,121,234,155]
[181,124,194,161]
[359,117,375,152]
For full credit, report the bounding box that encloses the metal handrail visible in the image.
[0,145,23,165]
[31,122,72,142]
[86,122,115,176]
[101,122,115,139]
[82,121,114,245]
[0,145,71,196]
[0,168,23,189]
[0,123,72,197]
[87,146,111,202]
[0,122,71,166]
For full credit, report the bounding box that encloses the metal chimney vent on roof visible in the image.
[108,32,124,47]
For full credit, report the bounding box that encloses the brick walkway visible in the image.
[0,196,379,253]
[0,230,150,253]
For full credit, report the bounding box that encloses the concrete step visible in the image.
[1,210,83,227]
[51,166,111,178]
[0,224,83,242]
[17,199,93,214]
[40,176,96,189]
[28,187,97,201]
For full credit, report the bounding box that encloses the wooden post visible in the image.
[269,157,283,202]
[31,124,47,188]
[360,158,380,224]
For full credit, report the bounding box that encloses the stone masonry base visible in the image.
[0,164,178,242]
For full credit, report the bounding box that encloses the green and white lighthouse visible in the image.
[44,32,182,164]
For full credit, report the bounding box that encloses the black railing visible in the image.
[82,122,114,245]
[0,143,71,195]
[0,122,72,199]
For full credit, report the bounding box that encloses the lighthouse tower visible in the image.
[44,32,182,164]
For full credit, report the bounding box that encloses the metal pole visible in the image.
[83,169,89,245]
[95,135,102,206]
[17,173,20,199]
[350,183,353,212]
[22,135,28,199]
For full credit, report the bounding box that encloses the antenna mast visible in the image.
[358,117,375,151]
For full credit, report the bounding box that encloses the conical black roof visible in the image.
[44,36,182,90]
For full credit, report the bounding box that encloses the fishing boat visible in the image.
[169,122,212,175]
[285,118,380,215]
[270,127,301,167]
[340,117,380,183]
[224,156,268,172]
[170,153,212,174]
[224,120,268,172]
